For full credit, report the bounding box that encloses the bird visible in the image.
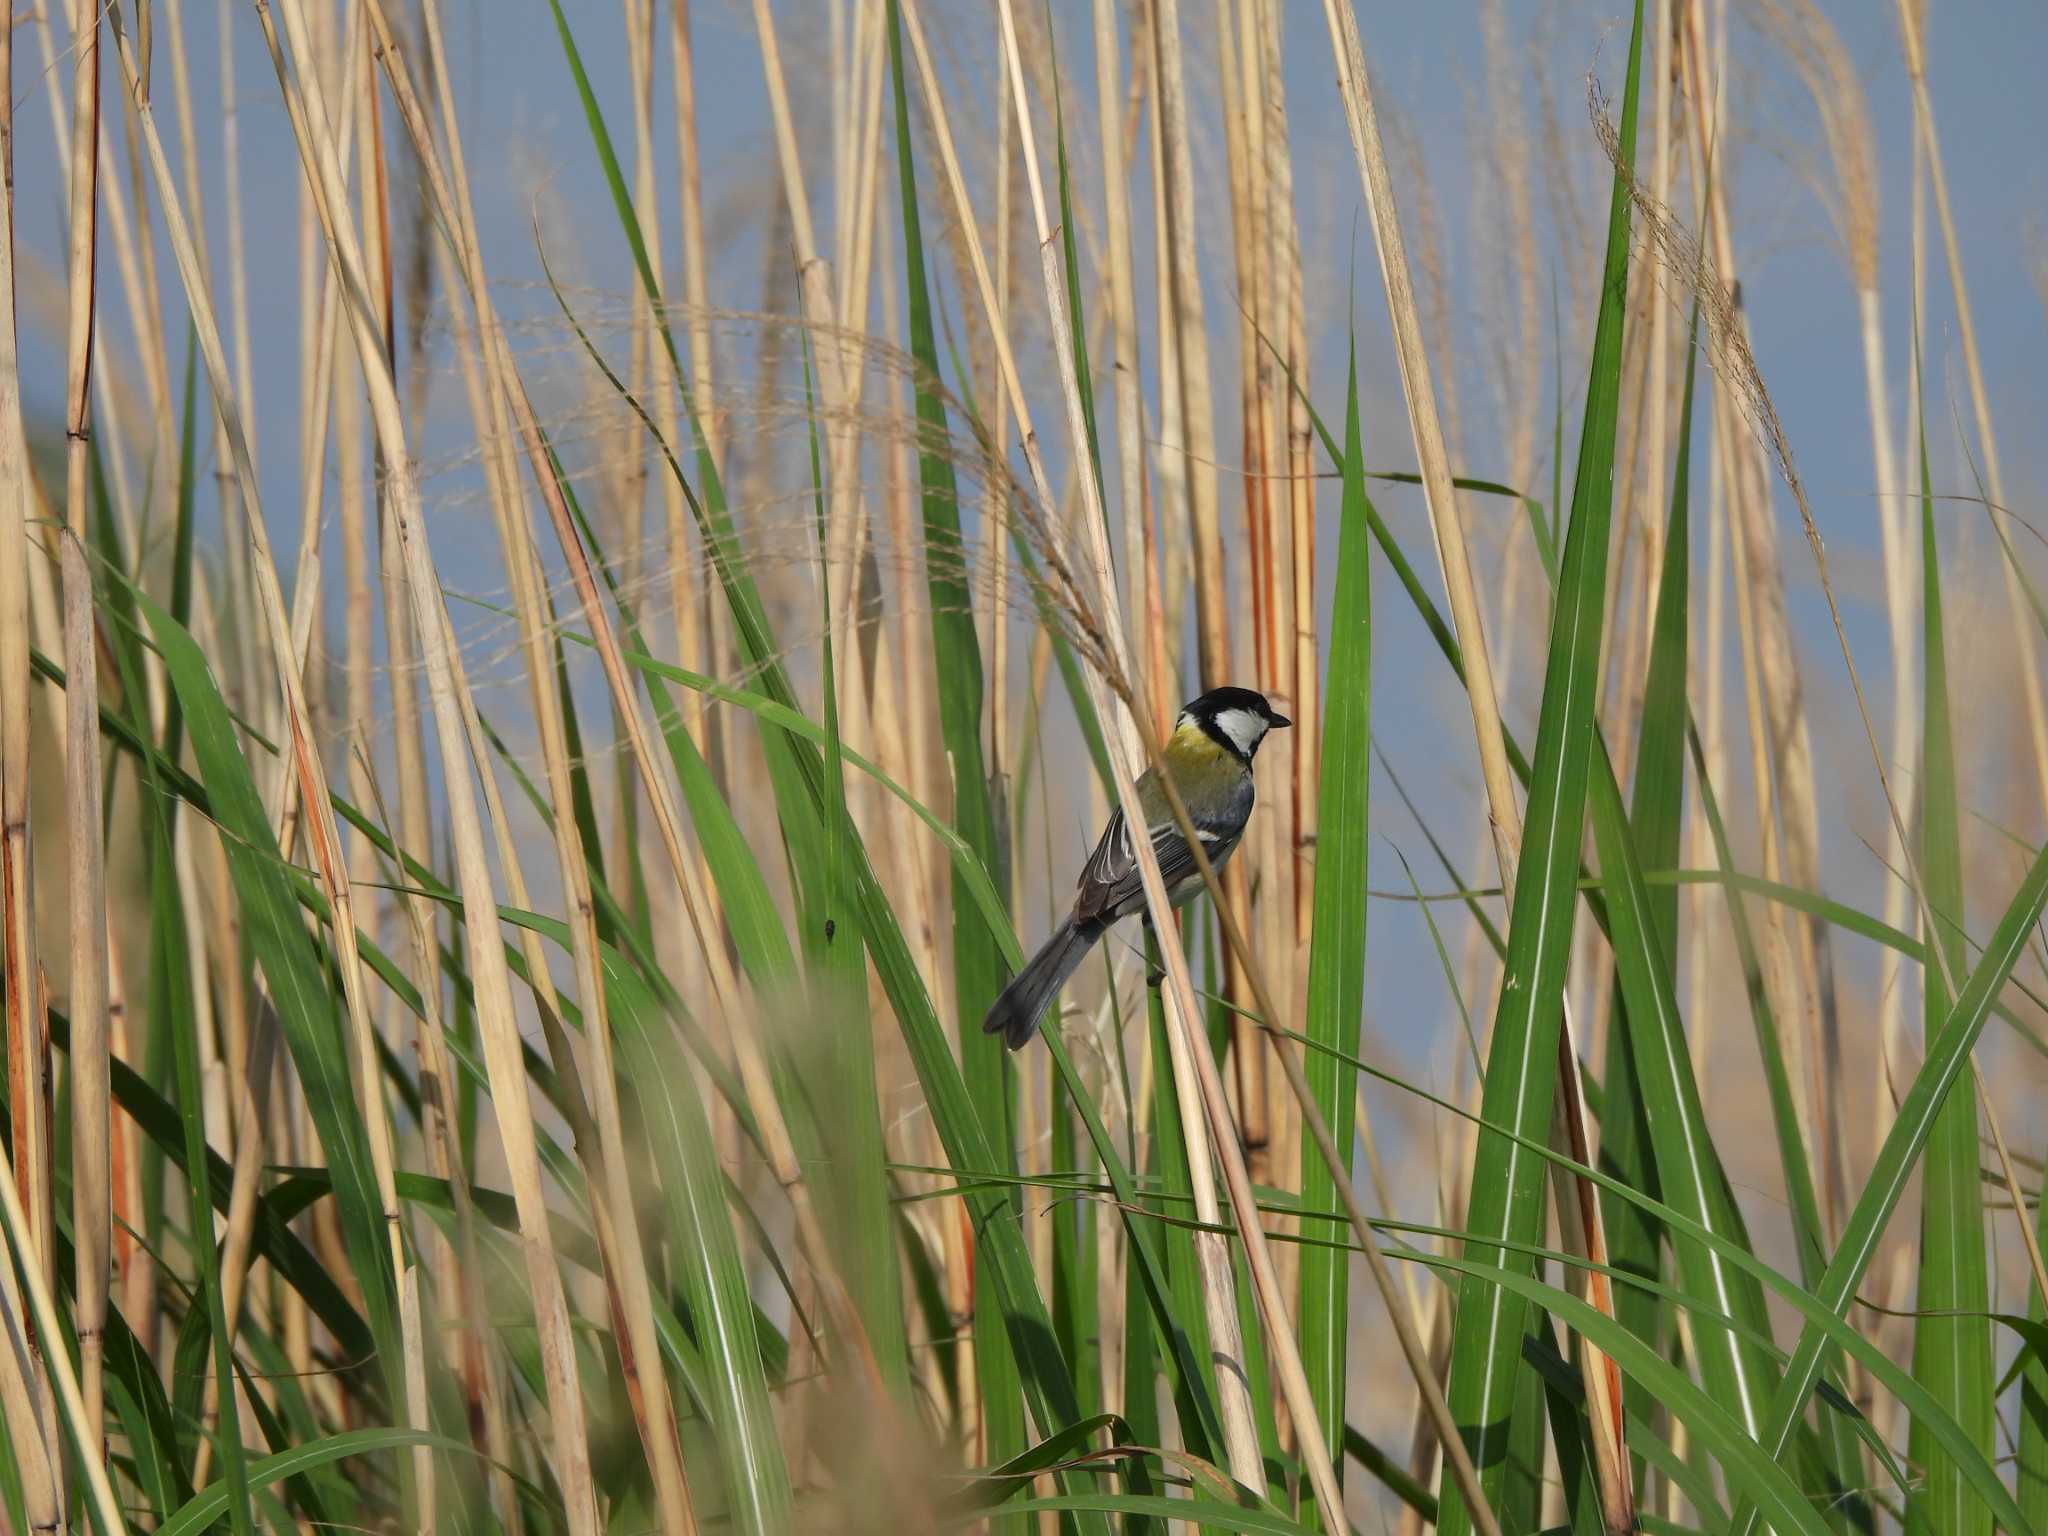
[982,685,1290,1049]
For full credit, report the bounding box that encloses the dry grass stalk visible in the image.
[60,0,113,1457]
[745,0,877,705]
[1147,0,1227,696]
[1092,0,1156,734]
[1261,1,1318,1021]
[995,0,1306,1498]
[1894,0,2048,822]
[1214,0,1276,1189]
[1318,6,1630,1528]
[1754,0,1900,1240]
[0,14,65,1525]
[669,0,717,746]
[1252,0,1315,1266]
[390,0,893,1455]
[899,0,1276,1486]
[370,6,701,1524]
[1675,0,1826,1184]
[0,1078,127,1533]
[133,0,409,1462]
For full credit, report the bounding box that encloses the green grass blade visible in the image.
[1298,337,1372,1497]
[1905,401,1993,1536]
[1590,739,1780,1443]
[109,601,254,1532]
[1437,5,1643,1531]
[153,1430,458,1536]
[1729,831,2048,1533]
[129,587,402,1416]
[1596,300,1704,1380]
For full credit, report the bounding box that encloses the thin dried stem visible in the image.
[61,0,111,1455]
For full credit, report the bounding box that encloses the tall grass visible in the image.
[1,1,2045,1533]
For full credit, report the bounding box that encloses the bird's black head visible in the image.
[1179,686,1290,760]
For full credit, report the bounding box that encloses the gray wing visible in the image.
[1072,779,1248,927]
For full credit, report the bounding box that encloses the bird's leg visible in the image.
[1142,918,1166,991]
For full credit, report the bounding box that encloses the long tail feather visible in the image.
[982,917,1101,1049]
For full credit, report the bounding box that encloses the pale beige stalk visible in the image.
[1091,0,1152,728]
[385,0,885,1430]
[1680,0,1842,1239]
[1149,0,1227,695]
[744,0,875,698]
[0,17,63,1526]
[1213,0,1274,1187]
[1260,0,1319,1100]
[0,1094,126,1533]
[669,0,717,751]
[1754,0,1898,1238]
[60,0,111,1453]
[1895,0,2048,813]
[139,9,572,1523]
[898,0,1264,1486]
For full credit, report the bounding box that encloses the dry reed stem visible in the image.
[745,0,875,694]
[1754,0,1900,1244]
[992,6,1361,1522]
[392,0,888,1436]
[0,16,63,1526]
[0,1082,126,1533]
[60,0,111,1463]
[1006,16,1308,1507]
[370,6,700,1524]
[1148,0,1228,697]
[235,6,596,1523]
[1676,0,1845,1225]
[669,0,718,773]
[1895,0,2048,822]
[1092,0,1152,732]
[1262,1,1320,1147]
[899,0,1272,1486]
[1214,0,1275,1191]
[189,1016,278,1488]
[1318,6,1628,1529]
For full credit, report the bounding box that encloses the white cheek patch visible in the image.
[1214,707,1266,755]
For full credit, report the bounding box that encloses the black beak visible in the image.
[1269,711,1292,729]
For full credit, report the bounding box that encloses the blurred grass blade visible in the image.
[614,963,792,1533]
[800,333,907,1386]
[1438,4,1642,1531]
[1298,336,1371,1495]
[1906,400,1993,1536]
